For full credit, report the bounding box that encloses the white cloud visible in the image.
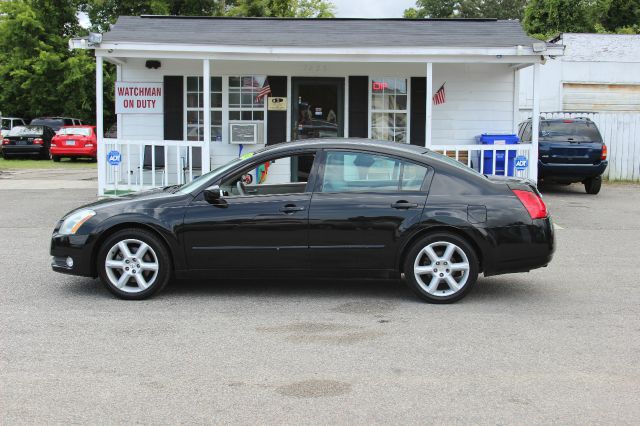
[332,0,417,18]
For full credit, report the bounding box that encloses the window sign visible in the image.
[115,82,163,114]
[370,78,408,143]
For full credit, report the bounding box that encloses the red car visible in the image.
[50,126,97,161]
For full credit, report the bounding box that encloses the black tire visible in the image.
[403,232,479,304]
[584,176,602,194]
[1,152,10,159]
[70,157,77,162]
[52,155,61,162]
[97,228,172,300]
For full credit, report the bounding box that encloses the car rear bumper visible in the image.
[50,146,97,157]
[483,217,555,276]
[539,160,608,182]
[50,232,97,277]
[2,145,46,156]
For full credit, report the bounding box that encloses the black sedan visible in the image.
[2,125,56,159]
[51,139,554,303]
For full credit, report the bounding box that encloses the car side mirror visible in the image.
[203,185,226,206]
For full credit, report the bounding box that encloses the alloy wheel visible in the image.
[413,241,471,297]
[104,239,159,293]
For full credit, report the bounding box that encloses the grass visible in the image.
[0,157,97,170]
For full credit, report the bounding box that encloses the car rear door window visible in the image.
[321,151,427,193]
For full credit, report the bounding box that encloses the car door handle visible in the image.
[391,200,418,209]
[280,204,305,213]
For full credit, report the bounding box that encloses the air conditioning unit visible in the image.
[229,121,264,145]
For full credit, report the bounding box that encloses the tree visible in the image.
[523,0,594,39]
[0,0,101,122]
[593,0,640,33]
[404,0,526,20]
[226,0,335,17]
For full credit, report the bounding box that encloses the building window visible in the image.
[185,76,223,141]
[370,78,408,143]
[228,76,266,121]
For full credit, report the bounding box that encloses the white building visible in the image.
[73,16,563,194]
[519,33,640,181]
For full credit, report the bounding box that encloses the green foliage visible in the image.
[404,0,526,20]
[0,0,102,123]
[593,0,640,33]
[226,0,335,17]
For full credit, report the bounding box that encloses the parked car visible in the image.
[50,125,97,161]
[1,125,55,159]
[51,139,554,302]
[1,117,27,137]
[518,117,607,194]
[30,117,83,132]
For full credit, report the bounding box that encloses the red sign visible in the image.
[372,81,388,92]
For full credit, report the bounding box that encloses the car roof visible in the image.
[60,125,94,128]
[31,117,81,120]
[258,138,430,159]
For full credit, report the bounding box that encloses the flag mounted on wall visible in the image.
[433,82,446,105]
[256,78,272,102]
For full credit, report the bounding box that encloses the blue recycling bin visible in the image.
[476,133,519,176]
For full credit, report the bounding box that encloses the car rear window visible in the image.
[8,126,44,136]
[31,119,63,129]
[540,121,602,142]
[58,127,91,136]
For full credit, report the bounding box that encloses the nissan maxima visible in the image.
[50,139,554,303]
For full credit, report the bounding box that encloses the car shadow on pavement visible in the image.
[60,275,545,304]
[538,182,589,196]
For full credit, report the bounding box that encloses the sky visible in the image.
[332,0,417,18]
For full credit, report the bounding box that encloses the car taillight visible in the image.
[601,144,607,160]
[33,138,44,145]
[512,189,548,219]
[85,143,94,147]
[51,143,57,147]
[2,139,9,145]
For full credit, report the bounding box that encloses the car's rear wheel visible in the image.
[52,155,61,162]
[403,233,479,303]
[97,229,171,300]
[584,176,602,194]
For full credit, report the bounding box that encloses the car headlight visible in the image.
[59,209,96,235]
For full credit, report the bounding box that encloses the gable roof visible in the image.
[102,16,542,49]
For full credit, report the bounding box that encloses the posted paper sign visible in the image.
[115,82,163,114]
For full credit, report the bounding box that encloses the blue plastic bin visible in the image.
[476,133,519,176]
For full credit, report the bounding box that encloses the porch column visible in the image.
[530,62,541,181]
[96,55,105,196]
[425,63,433,148]
[202,59,211,173]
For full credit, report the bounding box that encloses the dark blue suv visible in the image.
[518,117,608,194]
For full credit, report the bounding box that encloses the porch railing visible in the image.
[430,144,535,181]
[99,138,206,195]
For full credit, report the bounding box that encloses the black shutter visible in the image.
[348,76,368,138]
[266,76,287,145]
[410,77,426,146]
[163,76,183,140]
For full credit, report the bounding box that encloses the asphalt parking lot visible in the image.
[1,177,639,424]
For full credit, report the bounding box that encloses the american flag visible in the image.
[433,82,446,105]
[255,78,271,103]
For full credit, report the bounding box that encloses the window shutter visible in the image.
[348,76,368,138]
[410,77,426,146]
[267,76,287,145]
[163,76,183,140]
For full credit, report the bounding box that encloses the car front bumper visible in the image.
[539,160,608,182]
[50,232,97,277]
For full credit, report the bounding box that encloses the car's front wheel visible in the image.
[403,233,479,303]
[584,176,602,194]
[97,228,172,300]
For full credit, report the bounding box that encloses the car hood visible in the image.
[63,187,189,218]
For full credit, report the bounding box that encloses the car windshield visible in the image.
[8,126,43,136]
[540,121,602,142]
[175,156,247,194]
[424,150,486,178]
[58,127,91,136]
